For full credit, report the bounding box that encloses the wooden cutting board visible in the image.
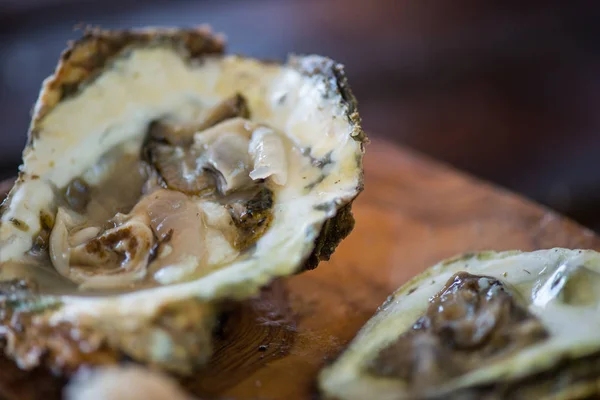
[1,139,599,400]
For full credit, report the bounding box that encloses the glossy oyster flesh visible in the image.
[0,27,365,374]
[320,249,600,400]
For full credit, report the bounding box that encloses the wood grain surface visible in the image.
[0,139,599,399]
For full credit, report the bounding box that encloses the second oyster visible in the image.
[320,249,600,400]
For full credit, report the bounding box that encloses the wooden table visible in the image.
[0,139,598,399]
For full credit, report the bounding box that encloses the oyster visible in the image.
[320,249,600,400]
[0,27,365,374]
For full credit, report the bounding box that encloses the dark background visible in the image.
[2,0,600,228]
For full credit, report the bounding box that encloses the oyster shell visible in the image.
[0,26,365,374]
[320,249,600,400]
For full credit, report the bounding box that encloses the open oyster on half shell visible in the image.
[0,27,365,374]
[320,249,600,400]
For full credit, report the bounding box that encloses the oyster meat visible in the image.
[320,249,600,400]
[0,27,365,374]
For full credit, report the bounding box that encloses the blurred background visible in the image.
[1,0,600,228]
